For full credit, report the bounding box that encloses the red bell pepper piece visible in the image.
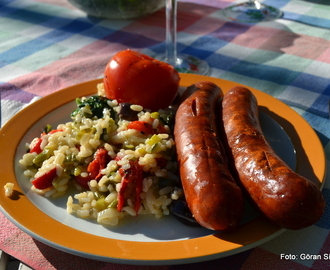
[127,121,154,135]
[29,129,63,154]
[75,174,92,189]
[31,167,57,189]
[117,161,143,215]
[94,148,109,170]
[29,137,43,154]
[117,168,129,212]
[156,123,168,134]
[91,148,110,180]
[75,148,111,189]
[47,129,63,134]
[87,159,101,179]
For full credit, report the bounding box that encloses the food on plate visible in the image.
[4,182,14,197]
[222,86,325,230]
[103,49,180,111]
[174,81,244,231]
[17,48,324,230]
[19,94,182,226]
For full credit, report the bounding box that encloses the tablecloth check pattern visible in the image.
[0,0,329,269]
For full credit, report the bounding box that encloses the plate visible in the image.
[0,74,326,265]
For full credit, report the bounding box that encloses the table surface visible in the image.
[0,0,329,269]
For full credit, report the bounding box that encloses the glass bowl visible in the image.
[67,0,164,20]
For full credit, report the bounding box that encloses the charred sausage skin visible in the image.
[174,82,244,231]
[222,86,325,230]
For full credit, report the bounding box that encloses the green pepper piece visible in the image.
[108,199,118,208]
[32,148,51,166]
[95,197,107,211]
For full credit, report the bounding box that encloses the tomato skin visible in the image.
[103,49,180,111]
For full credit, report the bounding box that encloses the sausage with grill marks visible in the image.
[174,81,244,231]
[222,86,325,230]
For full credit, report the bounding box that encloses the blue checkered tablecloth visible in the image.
[0,0,329,269]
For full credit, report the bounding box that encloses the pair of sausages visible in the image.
[174,82,325,231]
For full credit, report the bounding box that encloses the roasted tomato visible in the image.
[103,49,180,111]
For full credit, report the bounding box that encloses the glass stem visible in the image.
[165,0,177,66]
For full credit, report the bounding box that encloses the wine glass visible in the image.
[160,0,210,75]
[221,0,283,23]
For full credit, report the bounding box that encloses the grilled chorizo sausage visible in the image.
[222,86,325,230]
[174,82,244,231]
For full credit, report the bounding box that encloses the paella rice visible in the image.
[19,83,182,226]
